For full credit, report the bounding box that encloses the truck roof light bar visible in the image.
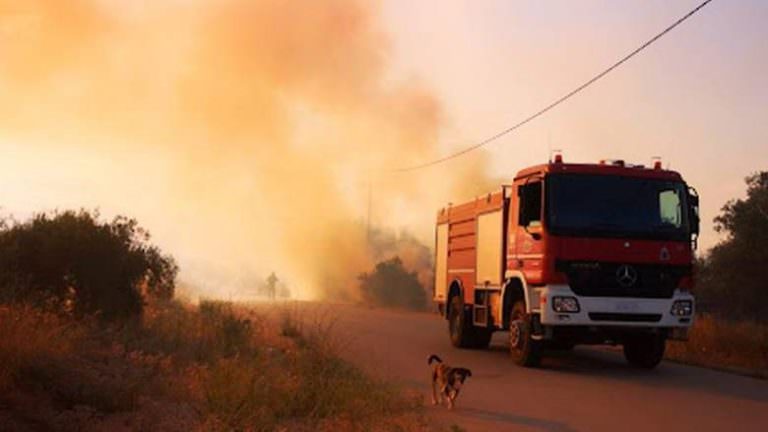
[598,159,626,167]
[551,150,563,164]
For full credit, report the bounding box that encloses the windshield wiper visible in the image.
[652,223,681,231]
[591,222,623,229]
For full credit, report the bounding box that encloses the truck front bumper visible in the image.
[533,284,694,331]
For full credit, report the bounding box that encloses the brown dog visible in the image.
[428,354,472,409]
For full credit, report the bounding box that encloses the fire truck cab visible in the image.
[434,156,699,368]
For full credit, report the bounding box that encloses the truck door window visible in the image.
[518,181,542,226]
[659,189,683,228]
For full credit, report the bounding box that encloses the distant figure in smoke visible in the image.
[267,272,278,300]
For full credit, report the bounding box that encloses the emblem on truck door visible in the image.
[616,265,638,287]
[660,246,671,261]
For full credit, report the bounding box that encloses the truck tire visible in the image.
[472,327,493,349]
[448,296,492,349]
[448,295,472,348]
[623,334,666,369]
[547,340,575,351]
[508,300,541,367]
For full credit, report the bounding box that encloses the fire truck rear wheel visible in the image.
[508,300,541,367]
[448,296,491,349]
[547,340,575,351]
[471,326,493,349]
[623,333,666,369]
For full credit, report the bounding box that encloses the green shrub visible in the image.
[358,257,427,310]
[696,172,768,322]
[0,210,178,320]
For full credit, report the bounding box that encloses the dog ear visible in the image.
[455,368,472,382]
[427,354,442,365]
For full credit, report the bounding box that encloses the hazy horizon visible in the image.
[2,0,765,298]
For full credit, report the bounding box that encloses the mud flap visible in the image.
[530,314,552,341]
[668,327,689,341]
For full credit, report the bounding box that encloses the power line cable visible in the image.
[394,0,714,173]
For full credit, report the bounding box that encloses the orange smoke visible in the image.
[0,0,493,299]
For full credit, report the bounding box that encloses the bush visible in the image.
[203,305,421,431]
[119,300,256,365]
[1,300,432,431]
[358,257,427,310]
[696,172,768,321]
[666,314,768,375]
[0,304,83,392]
[0,210,178,320]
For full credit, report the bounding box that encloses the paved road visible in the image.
[309,303,768,432]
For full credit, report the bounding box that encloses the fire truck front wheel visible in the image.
[623,333,666,369]
[508,300,541,367]
[448,296,492,349]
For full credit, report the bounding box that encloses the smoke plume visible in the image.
[0,0,494,299]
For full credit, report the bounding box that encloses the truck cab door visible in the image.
[434,223,449,302]
[512,178,545,281]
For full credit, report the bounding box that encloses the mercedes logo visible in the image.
[660,247,671,261]
[616,265,638,288]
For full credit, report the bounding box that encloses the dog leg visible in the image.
[431,373,438,405]
[448,388,460,410]
[440,385,450,407]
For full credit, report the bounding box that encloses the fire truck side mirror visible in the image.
[525,222,543,240]
[688,189,700,236]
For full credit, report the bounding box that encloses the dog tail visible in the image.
[427,354,442,365]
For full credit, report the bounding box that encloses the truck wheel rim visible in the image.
[510,320,523,349]
[451,310,460,336]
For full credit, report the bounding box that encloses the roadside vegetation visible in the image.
[345,226,433,312]
[358,256,428,311]
[666,314,768,377]
[0,210,436,431]
[666,172,768,375]
[0,300,434,430]
[694,172,768,322]
[0,210,177,320]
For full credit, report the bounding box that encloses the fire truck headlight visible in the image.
[552,296,580,313]
[671,300,693,316]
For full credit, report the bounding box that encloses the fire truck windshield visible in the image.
[546,174,690,241]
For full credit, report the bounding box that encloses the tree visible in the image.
[697,172,768,321]
[0,210,178,320]
[358,257,426,310]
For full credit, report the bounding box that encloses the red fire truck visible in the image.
[433,155,699,368]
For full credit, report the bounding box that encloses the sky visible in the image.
[0,0,766,297]
[380,0,768,250]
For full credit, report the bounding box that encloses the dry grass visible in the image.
[194,303,430,431]
[0,304,83,391]
[666,314,768,377]
[0,300,437,431]
[116,299,260,365]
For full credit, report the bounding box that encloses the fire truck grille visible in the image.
[588,313,662,322]
[556,260,690,299]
